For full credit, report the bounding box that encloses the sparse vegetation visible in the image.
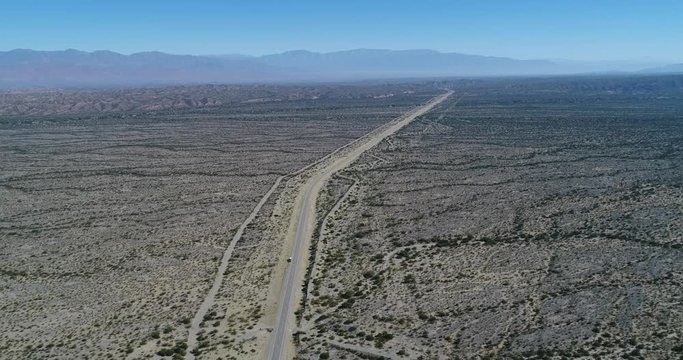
[0,83,437,359]
[296,75,683,359]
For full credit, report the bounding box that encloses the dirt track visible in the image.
[184,176,286,359]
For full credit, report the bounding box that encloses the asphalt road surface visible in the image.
[266,90,453,360]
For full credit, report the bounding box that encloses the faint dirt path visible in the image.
[300,177,358,330]
[184,175,285,359]
[328,339,399,360]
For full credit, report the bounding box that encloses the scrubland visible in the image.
[298,76,683,360]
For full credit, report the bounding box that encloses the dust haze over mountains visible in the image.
[0,48,680,88]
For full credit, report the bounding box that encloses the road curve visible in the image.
[266,90,453,360]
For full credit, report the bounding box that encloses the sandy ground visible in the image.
[296,79,683,359]
[0,85,438,360]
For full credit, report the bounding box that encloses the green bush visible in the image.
[157,348,174,356]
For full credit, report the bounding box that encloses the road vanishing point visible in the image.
[266,90,453,360]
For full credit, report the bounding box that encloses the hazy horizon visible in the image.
[1,47,677,65]
[3,0,683,63]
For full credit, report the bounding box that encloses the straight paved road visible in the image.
[266,90,453,360]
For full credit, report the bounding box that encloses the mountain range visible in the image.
[0,48,680,87]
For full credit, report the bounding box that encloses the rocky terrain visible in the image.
[0,83,425,117]
[3,75,682,360]
[0,83,438,359]
[298,77,683,359]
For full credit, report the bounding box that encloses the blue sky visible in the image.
[2,0,682,62]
